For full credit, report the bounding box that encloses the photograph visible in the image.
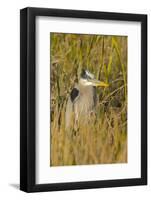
[50,33,128,166]
[20,7,147,192]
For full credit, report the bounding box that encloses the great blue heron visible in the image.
[65,69,109,129]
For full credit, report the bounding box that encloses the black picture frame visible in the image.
[20,7,147,192]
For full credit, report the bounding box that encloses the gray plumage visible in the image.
[65,69,108,129]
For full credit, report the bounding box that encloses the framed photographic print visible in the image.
[20,7,147,192]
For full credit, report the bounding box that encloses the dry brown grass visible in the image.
[50,33,127,166]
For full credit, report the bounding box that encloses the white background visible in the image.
[0,0,150,200]
[36,17,141,183]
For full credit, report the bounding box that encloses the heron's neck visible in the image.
[79,81,90,87]
[78,82,94,94]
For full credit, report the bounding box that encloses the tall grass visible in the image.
[50,33,127,166]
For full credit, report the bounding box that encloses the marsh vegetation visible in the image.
[50,33,127,166]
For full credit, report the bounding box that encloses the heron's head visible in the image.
[79,69,109,87]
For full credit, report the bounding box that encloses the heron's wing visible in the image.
[70,88,79,102]
[65,97,72,129]
[65,87,79,129]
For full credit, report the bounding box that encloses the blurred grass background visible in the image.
[50,33,127,166]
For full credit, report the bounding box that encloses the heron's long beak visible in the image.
[89,79,109,87]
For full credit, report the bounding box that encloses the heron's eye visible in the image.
[87,77,92,81]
